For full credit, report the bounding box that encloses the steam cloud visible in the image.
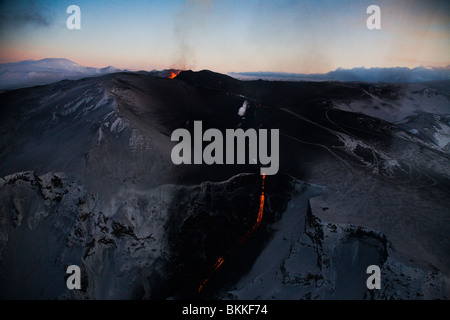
[172,0,212,70]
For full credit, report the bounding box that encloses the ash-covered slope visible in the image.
[176,72,450,297]
[0,70,449,299]
[330,81,450,153]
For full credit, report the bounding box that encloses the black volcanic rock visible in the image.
[176,69,241,90]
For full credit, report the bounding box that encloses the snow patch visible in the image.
[93,94,110,111]
[60,97,87,116]
[110,117,128,134]
[129,129,146,152]
[238,100,249,117]
[433,122,450,150]
[97,127,104,145]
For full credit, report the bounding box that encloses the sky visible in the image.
[0,0,449,73]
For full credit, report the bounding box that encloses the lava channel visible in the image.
[198,174,266,293]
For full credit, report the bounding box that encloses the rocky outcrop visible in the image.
[226,189,449,300]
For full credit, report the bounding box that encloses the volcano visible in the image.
[0,69,449,299]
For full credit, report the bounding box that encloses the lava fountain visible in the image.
[168,70,181,79]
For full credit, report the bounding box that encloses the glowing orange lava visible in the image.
[256,174,266,225]
[198,174,266,293]
[214,256,225,270]
[198,255,225,293]
[239,174,265,244]
[168,70,181,79]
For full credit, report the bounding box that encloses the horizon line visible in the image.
[1,57,449,75]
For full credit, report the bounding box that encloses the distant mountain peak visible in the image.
[231,66,450,83]
[0,58,120,90]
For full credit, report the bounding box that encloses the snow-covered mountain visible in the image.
[0,70,449,299]
[231,66,450,83]
[0,58,120,90]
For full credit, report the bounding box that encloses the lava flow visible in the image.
[168,70,181,79]
[239,174,265,244]
[198,174,266,293]
[198,255,225,293]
